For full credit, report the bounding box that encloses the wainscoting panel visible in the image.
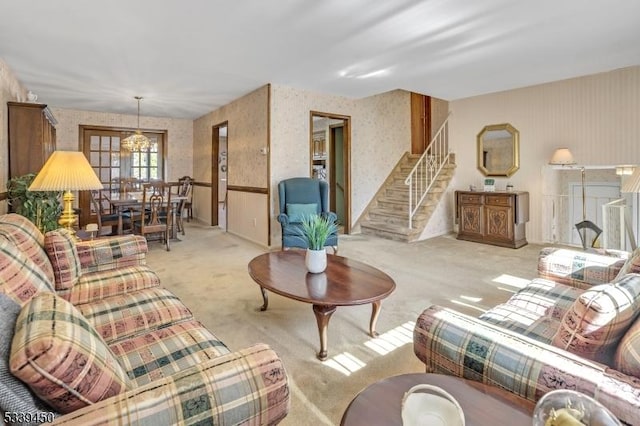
[227,190,269,247]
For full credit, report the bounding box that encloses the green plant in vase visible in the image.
[7,173,62,233]
[301,214,337,273]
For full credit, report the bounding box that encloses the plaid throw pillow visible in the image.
[10,292,131,413]
[615,317,640,378]
[44,229,81,290]
[0,293,57,423]
[0,238,54,304]
[552,273,640,365]
[0,213,54,284]
[615,246,640,281]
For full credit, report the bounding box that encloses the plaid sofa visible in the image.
[414,246,640,425]
[0,214,289,425]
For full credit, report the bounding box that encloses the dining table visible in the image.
[105,191,187,238]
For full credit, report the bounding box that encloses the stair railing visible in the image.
[404,114,451,229]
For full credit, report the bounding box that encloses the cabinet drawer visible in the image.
[460,194,483,204]
[486,195,512,206]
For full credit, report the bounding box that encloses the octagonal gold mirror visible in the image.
[477,123,519,177]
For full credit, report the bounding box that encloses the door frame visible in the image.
[328,123,344,215]
[309,111,351,234]
[211,121,228,227]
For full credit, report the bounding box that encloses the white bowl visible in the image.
[401,384,465,426]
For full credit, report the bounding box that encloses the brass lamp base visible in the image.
[58,190,79,241]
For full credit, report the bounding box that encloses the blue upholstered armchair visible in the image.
[277,177,338,252]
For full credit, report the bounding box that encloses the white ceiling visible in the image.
[2,0,639,119]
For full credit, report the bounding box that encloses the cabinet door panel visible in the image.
[8,102,56,179]
[485,205,513,241]
[460,204,483,236]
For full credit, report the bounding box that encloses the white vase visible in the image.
[305,248,327,273]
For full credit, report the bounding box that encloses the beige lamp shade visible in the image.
[549,148,576,165]
[621,168,640,193]
[29,151,103,191]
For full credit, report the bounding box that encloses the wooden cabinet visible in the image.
[455,190,529,248]
[7,101,57,179]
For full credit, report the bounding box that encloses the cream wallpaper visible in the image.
[442,65,640,244]
[0,58,28,214]
[49,107,193,181]
[192,85,269,244]
[270,85,411,246]
[193,85,269,189]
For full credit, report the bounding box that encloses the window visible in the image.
[130,135,161,180]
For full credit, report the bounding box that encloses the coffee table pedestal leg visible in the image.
[369,301,381,337]
[313,304,336,361]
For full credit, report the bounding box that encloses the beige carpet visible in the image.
[145,222,544,425]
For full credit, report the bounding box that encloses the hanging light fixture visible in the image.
[122,96,151,151]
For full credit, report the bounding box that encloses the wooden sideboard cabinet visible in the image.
[455,190,529,248]
[8,101,57,179]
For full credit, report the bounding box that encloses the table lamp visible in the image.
[28,151,103,239]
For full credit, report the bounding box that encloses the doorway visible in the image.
[79,125,165,227]
[211,122,228,229]
[310,112,351,234]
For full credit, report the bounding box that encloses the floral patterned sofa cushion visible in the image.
[10,292,131,413]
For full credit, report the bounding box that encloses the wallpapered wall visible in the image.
[0,58,28,214]
[193,84,412,247]
[192,85,269,245]
[444,66,640,244]
[270,85,412,245]
[50,107,193,182]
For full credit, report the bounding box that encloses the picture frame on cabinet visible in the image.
[484,178,496,192]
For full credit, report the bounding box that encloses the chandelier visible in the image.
[122,96,151,151]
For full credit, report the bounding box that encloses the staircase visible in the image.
[360,154,455,242]
[360,116,455,242]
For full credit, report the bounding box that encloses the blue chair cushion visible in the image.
[286,203,317,223]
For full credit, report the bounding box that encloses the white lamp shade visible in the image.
[621,168,640,193]
[28,151,103,191]
[549,148,576,165]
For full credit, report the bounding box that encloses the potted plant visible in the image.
[7,173,62,233]
[301,214,337,273]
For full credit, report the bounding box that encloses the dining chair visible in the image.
[178,175,194,223]
[132,182,172,251]
[175,176,193,235]
[89,190,130,236]
[120,177,142,194]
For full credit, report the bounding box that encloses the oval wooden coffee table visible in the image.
[340,373,533,426]
[248,251,396,360]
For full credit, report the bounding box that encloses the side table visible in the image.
[340,373,533,426]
